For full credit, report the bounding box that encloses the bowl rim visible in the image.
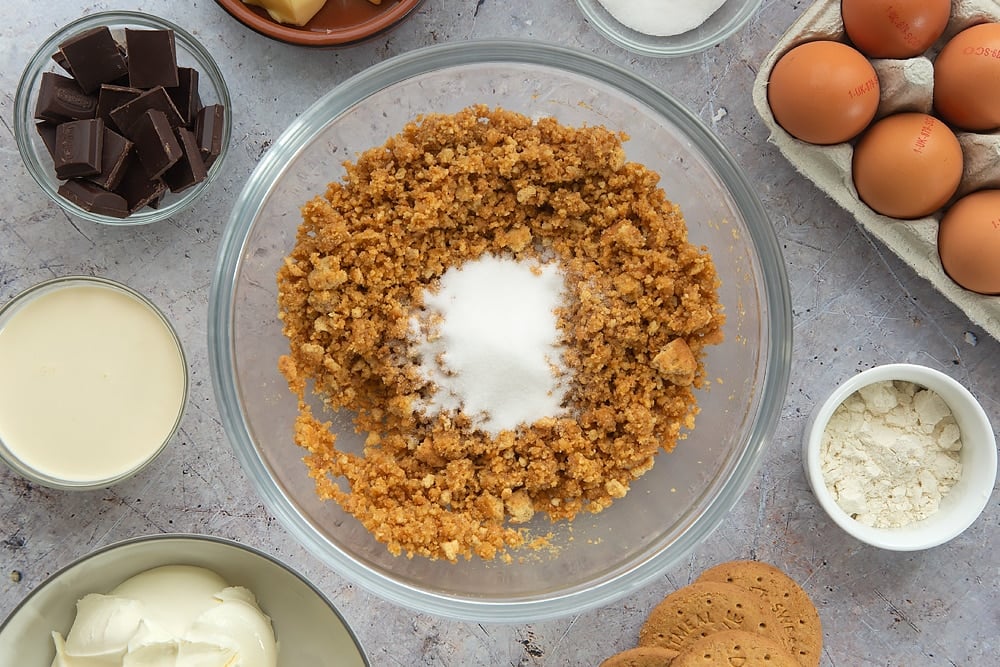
[214,0,425,47]
[12,10,232,226]
[208,38,793,622]
[0,533,370,665]
[0,275,189,490]
[574,0,763,58]
[802,362,998,550]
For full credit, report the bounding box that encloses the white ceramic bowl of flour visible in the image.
[803,363,996,551]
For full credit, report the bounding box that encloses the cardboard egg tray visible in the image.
[752,0,1000,341]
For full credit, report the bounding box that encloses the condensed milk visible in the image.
[0,277,187,488]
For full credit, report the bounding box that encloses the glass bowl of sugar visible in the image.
[575,0,763,57]
[208,40,792,622]
[803,363,997,551]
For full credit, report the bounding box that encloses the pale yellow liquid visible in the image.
[0,283,186,483]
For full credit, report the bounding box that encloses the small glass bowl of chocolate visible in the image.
[13,11,231,225]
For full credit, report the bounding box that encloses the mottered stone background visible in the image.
[1,1,997,665]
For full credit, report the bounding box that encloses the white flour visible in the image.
[820,380,963,528]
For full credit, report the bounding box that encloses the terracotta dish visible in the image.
[215,0,423,47]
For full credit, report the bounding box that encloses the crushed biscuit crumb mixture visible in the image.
[277,105,724,562]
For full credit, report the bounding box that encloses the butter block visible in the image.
[243,0,327,26]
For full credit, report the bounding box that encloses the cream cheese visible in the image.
[51,565,277,667]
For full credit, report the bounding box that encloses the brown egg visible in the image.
[938,189,1000,294]
[842,0,951,59]
[852,113,963,219]
[767,40,880,145]
[934,23,1000,131]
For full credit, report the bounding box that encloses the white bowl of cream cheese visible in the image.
[0,534,368,666]
[803,363,997,551]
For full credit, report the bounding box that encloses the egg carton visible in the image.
[752,0,1000,341]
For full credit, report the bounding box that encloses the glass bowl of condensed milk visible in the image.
[0,276,187,489]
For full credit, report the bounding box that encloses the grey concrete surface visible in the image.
[1,1,997,665]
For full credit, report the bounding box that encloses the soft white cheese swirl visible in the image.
[51,565,277,667]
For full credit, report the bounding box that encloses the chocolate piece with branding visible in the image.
[53,118,104,179]
[86,127,133,191]
[126,29,178,89]
[57,26,128,94]
[130,109,182,179]
[163,128,207,193]
[34,72,98,123]
[167,67,202,125]
[193,104,225,167]
[96,84,142,131]
[58,179,129,218]
[113,154,167,213]
[109,85,185,134]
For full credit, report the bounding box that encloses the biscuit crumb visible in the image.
[652,338,698,386]
[277,106,724,562]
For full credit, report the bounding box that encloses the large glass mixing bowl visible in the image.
[209,40,792,622]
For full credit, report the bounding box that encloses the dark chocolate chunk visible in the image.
[57,26,128,94]
[86,127,133,191]
[53,118,104,179]
[193,104,225,167]
[51,50,73,76]
[58,179,129,218]
[167,67,202,126]
[110,44,132,87]
[109,85,185,134]
[36,122,58,160]
[163,128,207,193]
[113,153,167,213]
[96,84,142,131]
[34,72,97,122]
[39,24,225,219]
[125,29,178,89]
[130,109,182,179]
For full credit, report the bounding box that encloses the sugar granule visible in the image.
[411,254,569,435]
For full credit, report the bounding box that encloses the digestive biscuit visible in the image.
[671,629,801,667]
[696,560,822,667]
[599,645,679,667]
[638,581,787,655]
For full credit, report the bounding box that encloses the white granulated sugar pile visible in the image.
[597,0,729,37]
[410,254,570,436]
[820,380,963,528]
